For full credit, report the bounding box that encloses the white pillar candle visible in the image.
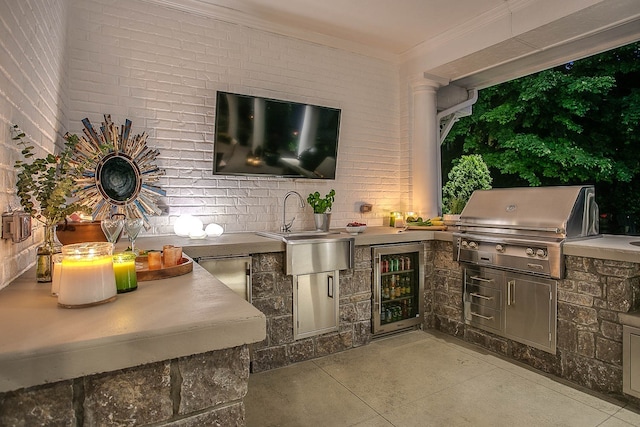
[57,242,117,308]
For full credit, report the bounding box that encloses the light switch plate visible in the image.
[2,211,32,243]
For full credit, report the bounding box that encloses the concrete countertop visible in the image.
[136,227,640,265]
[563,234,640,263]
[0,261,266,393]
[3,227,638,393]
[134,226,440,259]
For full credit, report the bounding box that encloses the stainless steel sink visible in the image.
[256,230,354,275]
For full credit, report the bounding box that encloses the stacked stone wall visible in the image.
[250,246,372,372]
[0,346,250,426]
[428,241,640,399]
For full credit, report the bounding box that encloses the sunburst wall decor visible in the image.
[66,115,165,228]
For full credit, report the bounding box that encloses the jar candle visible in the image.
[113,251,138,293]
[57,242,117,308]
[394,212,405,228]
[390,211,402,227]
[147,251,162,270]
[51,254,63,296]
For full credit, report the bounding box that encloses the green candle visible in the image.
[113,252,138,293]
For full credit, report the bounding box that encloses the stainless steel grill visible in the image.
[453,185,599,279]
[454,185,600,354]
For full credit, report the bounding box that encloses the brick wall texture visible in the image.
[0,0,404,288]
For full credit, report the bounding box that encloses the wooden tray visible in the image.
[135,255,193,282]
[406,225,448,230]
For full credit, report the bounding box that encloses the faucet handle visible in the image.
[282,216,296,233]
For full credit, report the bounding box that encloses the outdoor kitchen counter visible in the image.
[0,260,266,393]
[135,228,640,264]
[563,234,640,263]
[134,226,439,258]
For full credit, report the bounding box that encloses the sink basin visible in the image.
[257,230,354,275]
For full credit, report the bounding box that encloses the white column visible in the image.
[410,74,447,219]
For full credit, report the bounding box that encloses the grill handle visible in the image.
[458,222,563,234]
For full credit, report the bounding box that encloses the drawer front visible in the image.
[466,269,502,290]
[466,284,501,310]
[465,303,502,333]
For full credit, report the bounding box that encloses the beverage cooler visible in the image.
[372,243,425,335]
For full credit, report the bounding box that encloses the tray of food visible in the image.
[405,216,447,230]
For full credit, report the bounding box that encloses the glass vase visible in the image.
[36,223,62,283]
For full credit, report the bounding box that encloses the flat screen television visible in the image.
[213,91,341,179]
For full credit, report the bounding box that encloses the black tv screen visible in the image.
[213,91,341,179]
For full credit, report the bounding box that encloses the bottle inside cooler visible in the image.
[379,252,419,324]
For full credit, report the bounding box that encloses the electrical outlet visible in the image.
[2,211,31,243]
[360,203,373,213]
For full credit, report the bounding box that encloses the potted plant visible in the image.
[442,154,492,223]
[307,189,335,231]
[13,125,90,282]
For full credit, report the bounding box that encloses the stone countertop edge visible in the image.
[2,227,638,393]
[135,227,640,264]
[0,260,266,393]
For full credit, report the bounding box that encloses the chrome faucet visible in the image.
[281,191,305,232]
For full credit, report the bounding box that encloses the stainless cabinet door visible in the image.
[294,271,339,340]
[504,273,556,353]
[197,256,252,302]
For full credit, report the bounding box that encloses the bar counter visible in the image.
[0,260,266,393]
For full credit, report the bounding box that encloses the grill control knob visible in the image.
[525,247,535,256]
[496,244,505,253]
[469,241,478,249]
[461,240,469,248]
[536,248,547,258]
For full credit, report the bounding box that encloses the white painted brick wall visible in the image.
[67,0,409,237]
[0,0,411,287]
[0,0,70,288]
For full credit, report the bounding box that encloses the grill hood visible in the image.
[458,185,599,240]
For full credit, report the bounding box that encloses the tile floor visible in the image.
[245,330,640,426]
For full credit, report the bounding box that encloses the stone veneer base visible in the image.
[0,346,250,426]
[429,240,640,401]
[249,246,375,372]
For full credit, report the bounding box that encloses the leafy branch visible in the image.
[13,125,90,226]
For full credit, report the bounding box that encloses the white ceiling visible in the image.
[153,0,640,88]
[196,0,509,55]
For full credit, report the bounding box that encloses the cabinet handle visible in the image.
[328,275,334,298]
[470,311,494,321]
[469,292,493,301]
[507,280,515,305]
[469,275,494,283]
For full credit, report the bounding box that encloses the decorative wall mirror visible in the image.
[67,115,165,228]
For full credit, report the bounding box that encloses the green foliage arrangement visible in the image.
[442,154,492,214]
[307,189,336,214]
[441,42,640,228]
[13,125,89,226]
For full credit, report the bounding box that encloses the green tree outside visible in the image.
[442,42,640,234]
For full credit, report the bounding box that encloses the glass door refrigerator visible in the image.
[372,243,425,335]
